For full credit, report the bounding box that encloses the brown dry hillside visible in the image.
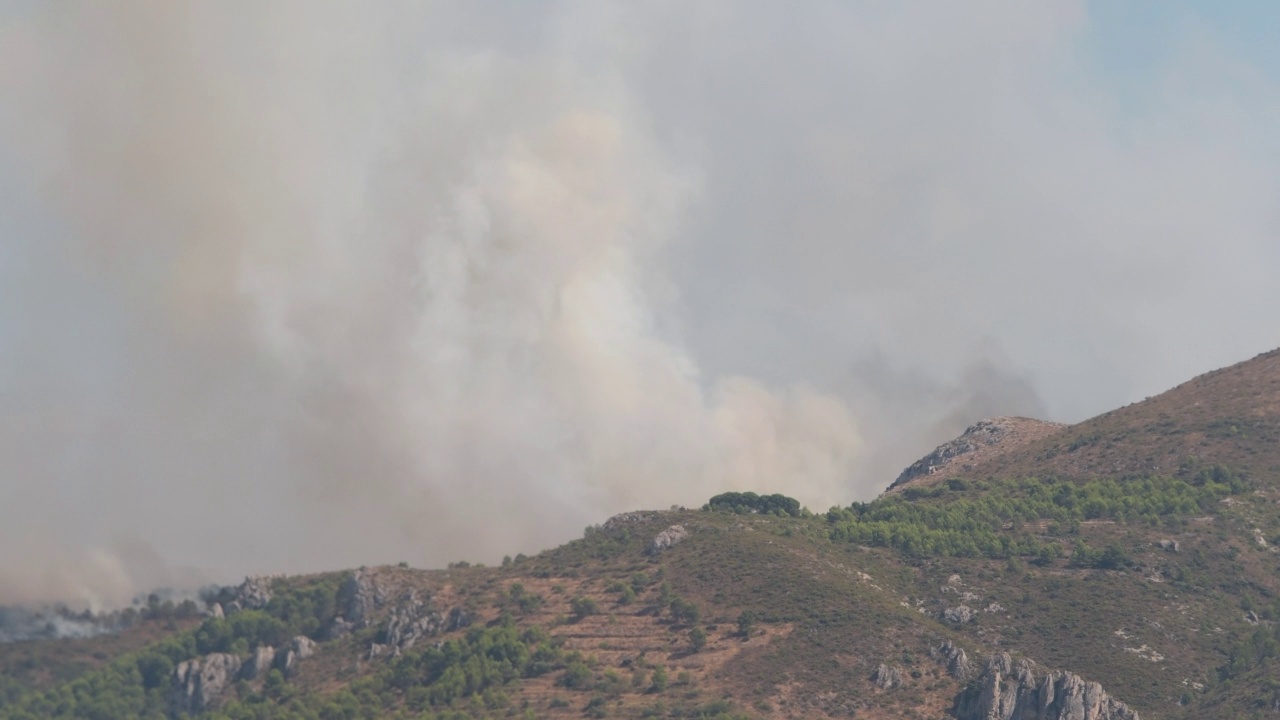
[892,348,1280,491]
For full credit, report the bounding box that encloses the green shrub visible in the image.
[571,596,600,620]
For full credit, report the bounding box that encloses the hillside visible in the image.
[4,350,1280,719]
[892,348,1280,491]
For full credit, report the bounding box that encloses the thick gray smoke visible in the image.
[1,1,1278,607]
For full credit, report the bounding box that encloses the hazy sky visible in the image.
[0,1,1278,606]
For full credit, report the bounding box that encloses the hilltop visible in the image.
[3,349,1280,719]
[892,348,1280,491]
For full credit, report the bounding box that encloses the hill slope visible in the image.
[893,348,1280,491]
[4,349,1280,719]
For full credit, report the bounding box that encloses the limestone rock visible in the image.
[383,591,445,650]
[891,417,1066,490]
[329,569,383,635]
[602,510,662,532]
[241,645,276,680]
[952,653,1140,720]
[325,617,355,640]
[369,592,471,657]
[171,653,243,714]
[291,635,317,659]
[872,663,903,689]
[933,640,975,680]
[280,636,317,676]
[649,525,689,553]
[945,605,977,624]
[1157,539,1180,553]
[444,606,472,633]
[234,576,275,610]
[367,642,398,660]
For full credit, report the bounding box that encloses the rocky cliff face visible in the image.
[952,653,1140,720]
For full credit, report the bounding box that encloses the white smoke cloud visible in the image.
[1,1,1278,607]
[0,1,861,605]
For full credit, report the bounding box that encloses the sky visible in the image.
[0,1,1278,607]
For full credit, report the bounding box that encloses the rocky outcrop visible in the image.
[372,593,470,657]
[384,591,445,650]
[602,510,663,532]
[327,569,384,637]
[945,605,977,624]
[872,663,903,689]
[649,525,689,553]
[171,653,243,714]
[1157,539,1180,553]
[933,639,975,680]
[444,606,472,633]
[891,417,1066,490]
[242,645,276,680]
[172,635,321,711]
[280,636,317,676]
[953,653,1140,720]
[233,576,276,610]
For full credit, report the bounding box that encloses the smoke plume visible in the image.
[0,2,864,605]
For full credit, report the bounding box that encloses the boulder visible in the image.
[325,617,355,640]
[945,605,976,624]
[291,635,317,659]
[280,636,318,676]
[649,525,689,554]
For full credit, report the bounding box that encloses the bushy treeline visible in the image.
[704,491,803,517]
[826,469,1247,560]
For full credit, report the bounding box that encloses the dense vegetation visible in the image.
[703,492,803,517]
[825,468,1248,562]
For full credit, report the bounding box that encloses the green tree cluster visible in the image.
[703,491,803,517]
[826,471,1246,560]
